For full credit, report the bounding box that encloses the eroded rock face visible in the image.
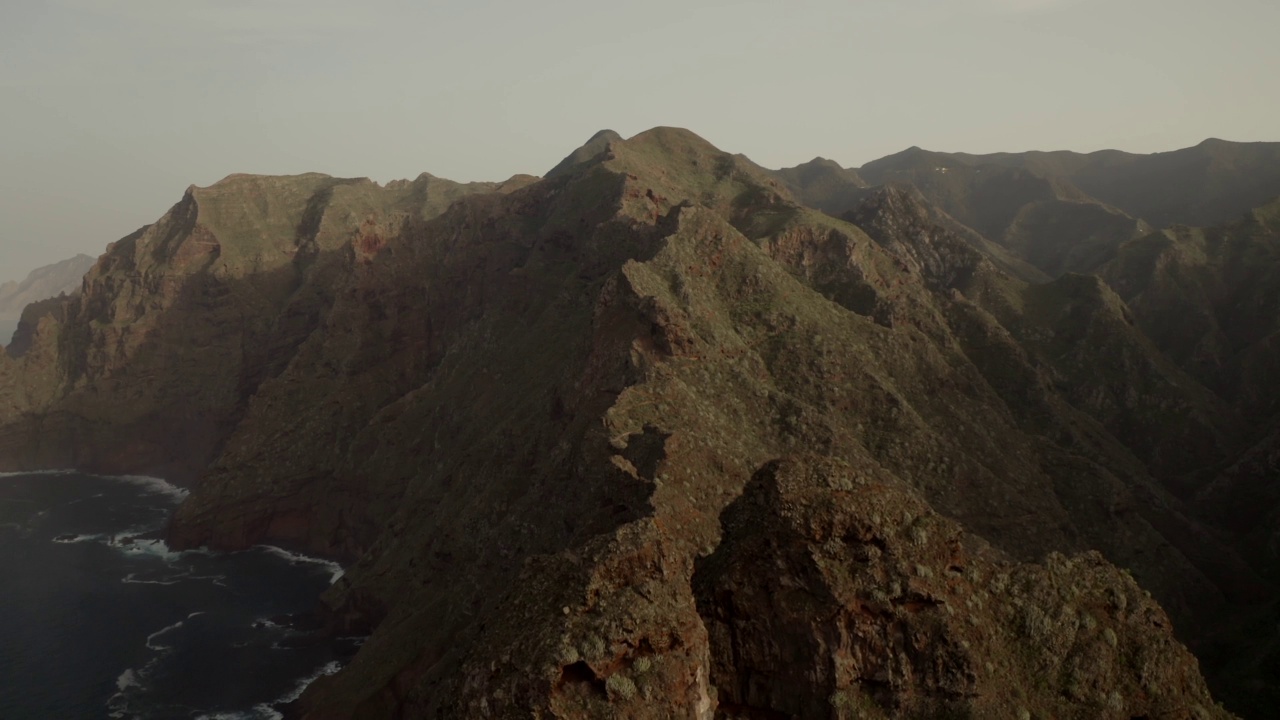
[696,456,1229,720]
[0,172,529,481]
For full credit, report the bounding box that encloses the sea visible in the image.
[0,471,357,719]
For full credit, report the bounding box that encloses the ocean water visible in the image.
[0,471,356,719]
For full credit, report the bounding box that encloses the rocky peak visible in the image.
[858,145,964,181]
[696,455,1231,720]
[545,128,625,178]
[769,157,870,216]
[847,184,935,231]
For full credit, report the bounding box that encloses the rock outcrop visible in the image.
[696,456,1228,720]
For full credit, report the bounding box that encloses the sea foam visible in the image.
[116,668,141,691]
[257,545,345,584]
[192,662,342,720]
[275,660,343,704]
[113,474,190,503]
[145,619,187,651]
[0,469,77,479]
[0,469,189,503]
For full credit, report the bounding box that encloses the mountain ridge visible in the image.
[2,128,1278,717]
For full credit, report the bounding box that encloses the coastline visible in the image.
[0,469,354,719]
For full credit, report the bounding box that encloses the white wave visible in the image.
[193,661,343,720]
[59,527,213,567]
[110,533,188,561]
[113,474,190,502]
[52,533,105,544]
[146,619,186,651]
[65,492,106,505]
[256,545,345,584]
[196,708,282,720]
[122,572,184,586]
[116,668,141,691]
[0,469,189,503]
[0,469,76,479]
[277,660,343,705]
[106,524,164,542]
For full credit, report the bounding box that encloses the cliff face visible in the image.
[1,129,1271,717]
[0,172,531,480]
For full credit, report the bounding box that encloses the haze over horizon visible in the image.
[2,0,1277,283]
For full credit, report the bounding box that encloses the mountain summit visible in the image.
[545,128,625,178]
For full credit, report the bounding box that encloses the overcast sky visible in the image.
[1,0,1277,283]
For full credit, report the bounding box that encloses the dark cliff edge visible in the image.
[4,129,1279,718]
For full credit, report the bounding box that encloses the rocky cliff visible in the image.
[2,128,1275,718]
[0,172,533,480]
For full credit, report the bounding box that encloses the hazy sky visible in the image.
[1,0,1277,283]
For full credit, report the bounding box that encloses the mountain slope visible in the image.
[173,130,1240,715]
[856,149,1149,277]
[1097,201,1280,423]
[0,129,1265,718]
[0,172,531,480]
[954,139,1280,231]
[769,157,870,215]
[1042,197,1280,715]
[844,139,1280,280]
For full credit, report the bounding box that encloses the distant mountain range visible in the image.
[775,138,1280,279]
[1,132,1279,718]
[0,253,95,345]
[0,253,94,314]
